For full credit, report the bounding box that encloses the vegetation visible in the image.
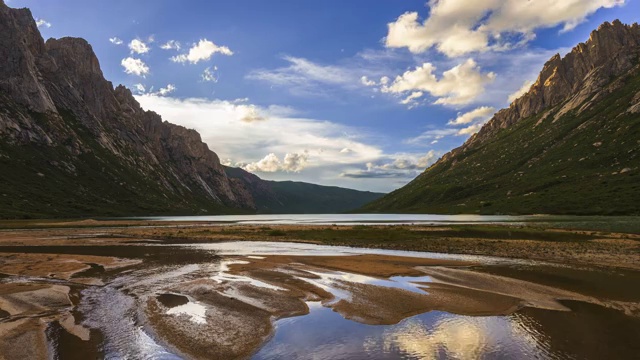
[362,70,640,215]
[0,106,240,219]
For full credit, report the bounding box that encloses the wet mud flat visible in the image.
[0,233,638,359]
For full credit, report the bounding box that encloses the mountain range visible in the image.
[363,20,640,215]
[0,2,382,218]
[2,1,638,218]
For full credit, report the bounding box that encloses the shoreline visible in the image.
[0,220,637,271]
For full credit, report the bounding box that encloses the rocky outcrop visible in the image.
[0,2,56,113]
[0,2,252,216]
[0,2,383,218]
[468,20,640,148]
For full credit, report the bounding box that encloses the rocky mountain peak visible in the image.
[465,20,640,148]
[0,1,55,113]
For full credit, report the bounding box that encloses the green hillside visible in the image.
[362,68,640,215]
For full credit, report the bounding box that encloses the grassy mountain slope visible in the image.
[224,167,384,213]
[363,24,640,215]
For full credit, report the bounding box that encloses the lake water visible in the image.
[130,213,640,233]
[138,213,546,225]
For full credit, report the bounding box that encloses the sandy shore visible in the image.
[1,220,636,270]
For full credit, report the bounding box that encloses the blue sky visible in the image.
[11,0,639,192]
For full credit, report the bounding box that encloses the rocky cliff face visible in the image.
[363,20,640,215]
[467,20,640,149]
[0,2,382,218]
[0,2,256,217]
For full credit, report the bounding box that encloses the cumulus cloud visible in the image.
[171,39,233,64]
[508,80,534,103]
[35,18,51,28]
[448,106,495,125]
[201,66,219,83]
[133,95,424,190]
[382,59,495,106]
[385,0,624,57]
[400,91,424,107]
[109,37,123,45]
[243,152,310,173]
[341,151,438,178]
[239,105,265,123]
[361,76,377,86]
[160,40,181,51]
[121,57,149,77]
[129,38,150,54]
[154,84,176,96]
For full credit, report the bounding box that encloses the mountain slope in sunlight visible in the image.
[363,21,640,215]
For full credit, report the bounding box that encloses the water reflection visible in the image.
[371,316,548,360]
[253,304,554,360]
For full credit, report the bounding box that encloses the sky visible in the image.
[10,0,639,192]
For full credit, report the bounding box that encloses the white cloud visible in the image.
[457,122,485,135]
[121,57,149,77]
[160,40,181,51]
[133,83,146,94]
[134,95,382,167]
[35,18,51,28]
[382,59,495,106]
[508,80,534,103]
[404,129,459,146]
[239,105,265,123]
[129,38,150,54]
[405,105,495,145]
[247,55,390,98]
[202,66,219,83]
[154,84,176,96]
[109,37,123,45]
[171,39,233,64]
[341,151,438,179]
[448,106,495,125]
[248,56,354,87]
[385,0,624,57]
[243,152,309,173]
[134,95,420,191]
[361,76,377,86]
[400,91,424,107]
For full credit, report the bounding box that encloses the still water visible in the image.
[138,213,544,225]
[133,214,640,233]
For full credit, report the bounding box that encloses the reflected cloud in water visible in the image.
[367,315,549,359]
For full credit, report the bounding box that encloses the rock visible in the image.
[465,20,640,148]
[0,1,255,212]
[620,168,632,174]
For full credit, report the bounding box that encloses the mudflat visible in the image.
[0,220,638,359]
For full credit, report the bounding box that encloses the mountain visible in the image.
[363,20,640,215]
[224,166,383,214]
[0,2,381,218]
